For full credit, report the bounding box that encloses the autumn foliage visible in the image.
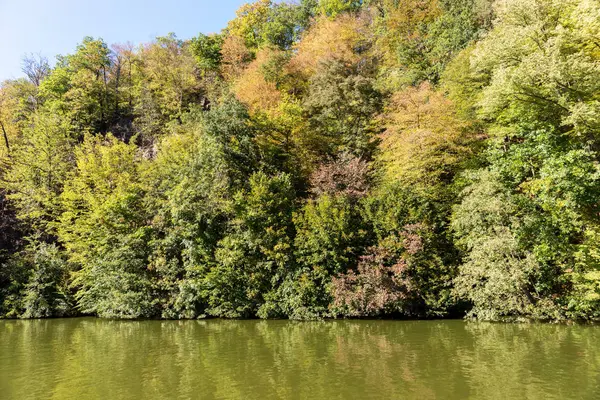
[2,0,600,322]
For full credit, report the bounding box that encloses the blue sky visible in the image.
[0,0,248,81]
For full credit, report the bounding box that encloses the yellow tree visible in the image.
[133,34,202,137]
[2,111,74,235]
[220,35,254,81]
[380,82,478,186]
[232,47,283,115]
[0,85,16,160]
[0,79,39,160]
[226,0,272,50]
[232,46,315,177]
[289,13,372,78]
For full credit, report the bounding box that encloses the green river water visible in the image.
[0,318,598,399]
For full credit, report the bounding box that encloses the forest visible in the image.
[1,0,599,321]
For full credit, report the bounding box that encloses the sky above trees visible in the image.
[0,0,247,81]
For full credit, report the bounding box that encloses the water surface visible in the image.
[0,318,598,399]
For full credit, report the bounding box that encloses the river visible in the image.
[1,318,598,399]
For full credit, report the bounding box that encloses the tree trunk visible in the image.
[0,120,9,154]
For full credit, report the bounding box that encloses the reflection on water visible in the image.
[0,319,598,399]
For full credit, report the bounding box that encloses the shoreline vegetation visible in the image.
[1,0,600,323]
[2,316,599,325]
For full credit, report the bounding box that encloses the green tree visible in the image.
[143,100,261,319]
[451,171,566,321]
[19,240,72,318]
[226,0,311,51]
[304,59,382,158]
[190,33,225,74]
[372,0,491,87]
[59,134,155,318]
[201,96,261,183]
[39,37,113,134]
[144,116,231,319]
[206,172,296,318]
[449,0,600,321]
[288,194,368,318]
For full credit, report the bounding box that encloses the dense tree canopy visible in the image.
[1,0,599,322]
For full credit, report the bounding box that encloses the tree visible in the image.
[39,37,113,134]
[59,134,155,318]
[143,117,232,319]
[380,82,478,186]
[21,53,50,87]
[317,0,363,18]
[0,78,39,158]
[227,0,273,50]
[451,171,565,320]
[472,0,600,138]
[190,33,224,74]
[206,172,296,318]
[309,153,371,200]
[109,43,137,139]
[361,183,459,316]
[289,13,371,77]
[220,35,254,81]
[288,194,369,318]
[331,244,411,317]
[371,0,491,87]
[0,191,25,317]
[303,59,382,158]
[1,111,74,236]
[200,96,261,184]
[19,240,72,318]
[226,0,310,51]
[134,34,202,139]
[261,2,310,49]
[448,0,600,321]
[232,47,285,115]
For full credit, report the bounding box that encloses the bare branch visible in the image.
[21,53,50,87]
